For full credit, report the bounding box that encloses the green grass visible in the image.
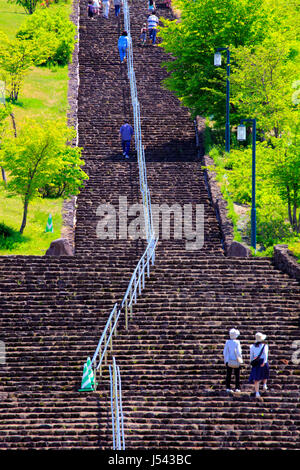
[288,240,300,263]
[0,1,72,255]
[0,0,28,39]
[11,65,69,124]
[0,189,64,255]
[0,3,72,125]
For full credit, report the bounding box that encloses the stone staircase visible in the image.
[0,0,299,450]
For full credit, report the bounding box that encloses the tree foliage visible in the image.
[0,119,88,233]
[159,0,269,125]
[16,8,76,66]
[0,32,35,102]
[160,0,300,249]
[8,0,41,15]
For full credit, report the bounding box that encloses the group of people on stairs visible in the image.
[223,329,270,398]
[87,0,122,19]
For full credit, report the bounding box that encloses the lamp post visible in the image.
[237,119,257,250]
[214,47,230,153]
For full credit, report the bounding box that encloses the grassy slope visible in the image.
[0,1,72,255]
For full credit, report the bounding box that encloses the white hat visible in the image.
[229,328,240,340]
[255,332,266,342]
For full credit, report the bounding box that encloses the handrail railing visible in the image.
[123,0,154,242]
[89,234,158,383]
[79,0,158,395]
[109,357,125,450]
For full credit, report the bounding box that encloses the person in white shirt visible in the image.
[223,328,243,393]
[93,0,100,15]
[147,13,159,45]
[102,0,110,18]
[249,332,269,398]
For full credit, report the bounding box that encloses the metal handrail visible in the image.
[123,0,154,242]
[121,235,158,329]
[80,0,158,395]
[109,357,125,450]
[89,235,158,378]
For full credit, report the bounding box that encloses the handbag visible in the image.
[228,348,243,368]
[251,345,265,367]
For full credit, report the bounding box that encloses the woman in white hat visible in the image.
[223,328,243,393]
[249,332,269,398]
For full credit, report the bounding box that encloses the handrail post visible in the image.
[114,308,117,337]
[109,364,116,450]
[125,298,128,330]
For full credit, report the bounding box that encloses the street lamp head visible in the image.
[237,124,246,141]
[214,52,222,67]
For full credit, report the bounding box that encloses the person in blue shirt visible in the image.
[118,31,128,63]
[119,122,134,158]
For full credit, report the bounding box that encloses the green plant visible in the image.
[16,8,76,66]
[0,118,88,233]
[0,223,25,249]
[0,31,36,102]
[8,0,41,14]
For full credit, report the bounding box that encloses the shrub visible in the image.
[16,8,76,66]
[0,223,25,250]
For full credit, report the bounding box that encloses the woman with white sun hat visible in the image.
[249,332,269,398]
[223,328,243,393]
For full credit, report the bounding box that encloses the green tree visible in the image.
[159,0,269,125]
[0,119,88,234]
[7,0,41,15]
[231,36,299,137]
[0,104,10,184]
[267,129,300,232]
[0,32,35,102]
[16,8,76,66]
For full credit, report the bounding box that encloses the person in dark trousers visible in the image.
[147,12,159,45]
[249,332,269,398]
[120,122,134,158]
[223,328,243,393]
[140,22,147,46]
[114,0,121,17]
[87,0,95,19]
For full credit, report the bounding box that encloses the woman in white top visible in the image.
[249,332,269,398]
[223,328,243,393]
[93,0,100,15]
[102,0,110,18]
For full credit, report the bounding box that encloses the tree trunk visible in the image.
[20,198,29,234]
[292,186,298,230]
[1,167,7,185]
[287,185,293,226]
[10,113,17,137]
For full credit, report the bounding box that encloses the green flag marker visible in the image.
[45,214,54,233]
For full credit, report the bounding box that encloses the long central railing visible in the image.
[79,0,157,392]
[78,2,158,451]
[89,234,158,381]
[123,0,153,241]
